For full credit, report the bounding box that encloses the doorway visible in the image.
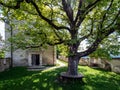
[31,54,40,65]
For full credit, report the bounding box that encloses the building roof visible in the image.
[110,54,120,59]
[81,56,90,59]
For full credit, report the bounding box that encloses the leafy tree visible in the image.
[0,49,4,58]
[57,44,68,57]
[0,0,119,77]
[89,32,120,60]
[0,34,4,58]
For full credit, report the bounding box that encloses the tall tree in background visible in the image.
[0,0,119,77]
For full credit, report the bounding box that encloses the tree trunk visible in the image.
[67,56,80,75]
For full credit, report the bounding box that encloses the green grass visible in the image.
[0,64,120,90]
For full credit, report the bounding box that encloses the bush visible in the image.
[0,50,5,58]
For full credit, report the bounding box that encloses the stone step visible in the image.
[27,65,47,71]
[27,66,45,69]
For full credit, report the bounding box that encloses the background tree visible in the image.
[0,0,119,78]
[57,44,69,58]
[89,32,120,60]
[0,49,4,58]
[0,34,4,58]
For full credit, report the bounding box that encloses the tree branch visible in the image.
[76,0,102,27]
[99,0,114,29]
[74,0,83,24]
[62,0,73,23]
[30,0,70,31]
[77,27,115,57]
[103,10,120,30]
[53,29,64,41]
[85,0,101,11]
[43,1,54,20]
[78,18,94,43]
[0,1,22,9]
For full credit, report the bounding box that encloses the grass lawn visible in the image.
[0,62,120,90]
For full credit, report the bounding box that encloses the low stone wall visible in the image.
[58,56,90,66]
[58,56,120,73]
[110,59,120,73]
[0,58,11,72]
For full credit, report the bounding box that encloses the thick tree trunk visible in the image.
[67,56,80,75]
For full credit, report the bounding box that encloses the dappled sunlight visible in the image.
[0,65,120,90]
[33,79,40,83]
[41,60,67,73]
[80,67,120,90]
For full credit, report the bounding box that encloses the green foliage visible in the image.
[1,0,119,51]
[89,48,112,60]
[57,44,69,57]
[1,4,70,50]
[81,0,119,39]
[0,50,4,58]
[90,32,120,60]
[0,0,120,75]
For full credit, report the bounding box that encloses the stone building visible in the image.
[5,47,56,67]
[5,22,56,67]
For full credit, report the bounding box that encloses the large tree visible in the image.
[0,0,120,77]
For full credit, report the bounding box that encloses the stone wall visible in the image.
[0,58,11,72]
[110,59,120,73]
[5,49,28,67]
[58,56,90,66]
[85,58,120,73]
[5,46,56,66]
[58,56,120,73]
[42,46,56,65]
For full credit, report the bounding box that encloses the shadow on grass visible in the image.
[0,67,41,80]
[0,66,120,90]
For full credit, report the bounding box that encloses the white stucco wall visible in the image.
[5,22,56,67]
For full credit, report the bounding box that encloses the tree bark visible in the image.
[67,56,80,75]
[67,28,80,75]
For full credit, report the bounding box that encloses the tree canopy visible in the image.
[0,0,120,76]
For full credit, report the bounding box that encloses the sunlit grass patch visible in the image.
[0,63,120,90]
